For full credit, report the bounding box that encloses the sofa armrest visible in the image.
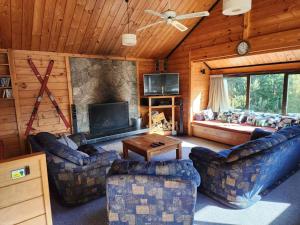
[190,147,226,163]
[83,150,120,167]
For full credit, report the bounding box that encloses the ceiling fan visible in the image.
[137,0,210,32]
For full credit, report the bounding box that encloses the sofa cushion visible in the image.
[46,141,85,166]
[226,132,288,163]
[36,132,57,146]
[250,128,272,140]
[109,159,201,186]
[276,125,300,139]
[68,133,87,146]
[57,134,78,150]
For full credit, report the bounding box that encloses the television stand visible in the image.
[141,95,181,135]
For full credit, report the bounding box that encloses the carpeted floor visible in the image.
[51,137,300,225]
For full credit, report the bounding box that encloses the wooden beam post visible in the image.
[243,12,251,40]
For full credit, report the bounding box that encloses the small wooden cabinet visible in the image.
[0,153,52,225]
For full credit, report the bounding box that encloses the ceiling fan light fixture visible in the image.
[223,0,252,16]
[122,33,137,46]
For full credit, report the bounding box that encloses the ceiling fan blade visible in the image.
[170,21,188,32]
[137,21,165,32]
[175,11,210,20]
[144,9,165,18]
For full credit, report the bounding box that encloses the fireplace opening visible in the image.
[88,102,131,137]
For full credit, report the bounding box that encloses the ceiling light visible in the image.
[223,0,252,16]
[122,33,137,46]
[122,0,137,46]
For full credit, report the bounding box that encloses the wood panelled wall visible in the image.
[0,49,155,158]
[11,50,72,152]
[168,0,300,134]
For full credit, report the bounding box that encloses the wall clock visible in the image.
[237,40,250,56]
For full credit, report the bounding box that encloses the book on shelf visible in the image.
[0,77,11,87]
[2,89,13,99]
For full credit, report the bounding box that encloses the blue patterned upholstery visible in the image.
[28,132,120,205]
[106,160,200,225]
[189,126,300,209]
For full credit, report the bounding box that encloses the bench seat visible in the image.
[191,120,275,146]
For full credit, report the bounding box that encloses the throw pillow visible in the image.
[57,134,78,150]
[250,128,272,140]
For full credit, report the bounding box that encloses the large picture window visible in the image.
[287,74,300,114]
[226,77,247,110]
[226,71,300,115]
[250,74,284,114]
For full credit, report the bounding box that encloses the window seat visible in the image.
[191,120,275,146]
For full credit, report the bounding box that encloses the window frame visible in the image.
[224,70,300,115]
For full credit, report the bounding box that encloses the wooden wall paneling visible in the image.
[8,49,24,154]
[65,56,73,133]
[13,50,71,139]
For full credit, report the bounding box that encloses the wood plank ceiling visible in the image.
[0,0,216,59]
[206,49,300,69]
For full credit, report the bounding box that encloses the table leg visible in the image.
[123,144,129,159]
[176,143,182,159]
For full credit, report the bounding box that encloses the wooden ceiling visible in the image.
[0,0,216,59]
[206,49,300,69]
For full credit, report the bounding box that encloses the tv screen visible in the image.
[143,73,179,96]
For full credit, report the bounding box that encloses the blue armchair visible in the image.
[28,132,120,205]
[189,126,300,209]
[106,159,201,225]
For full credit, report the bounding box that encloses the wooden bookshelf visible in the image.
[0,52,13,100]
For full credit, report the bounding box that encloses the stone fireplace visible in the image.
[70,58,138,134]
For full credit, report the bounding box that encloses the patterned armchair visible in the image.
[190,126,300,209]
[106,159,201,225]
[28,132,120,205]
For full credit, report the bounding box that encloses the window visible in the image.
[225,71,300,115]
[250,74,284,114]
[226,76,247,110]
[287,74,300,114]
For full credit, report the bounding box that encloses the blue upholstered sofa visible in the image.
[28,132,120,205]
[106,159,201,225]
[189,126,300,209]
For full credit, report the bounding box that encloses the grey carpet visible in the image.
[51,137,300,225]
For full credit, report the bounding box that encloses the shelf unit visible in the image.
[0,52,13,100]
[142,95,181,135]
[0,50,21,158]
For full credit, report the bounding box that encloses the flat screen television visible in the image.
[143,73,179,96]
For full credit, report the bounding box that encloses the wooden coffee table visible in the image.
[122,134,182,161]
